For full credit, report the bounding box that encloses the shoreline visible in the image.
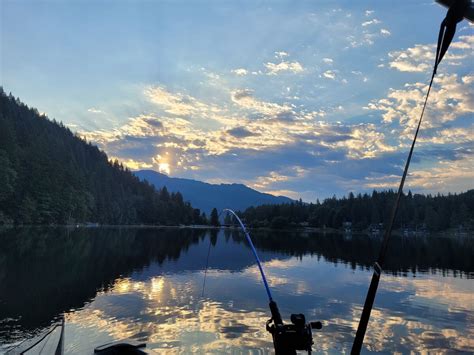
[0,224,471,237]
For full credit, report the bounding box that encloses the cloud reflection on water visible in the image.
[65,251,473,354]
[1,228,472,353]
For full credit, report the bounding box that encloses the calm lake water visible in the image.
[0,227,473,354]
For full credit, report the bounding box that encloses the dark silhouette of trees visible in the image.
[239,189,474,232]
[210,208,220,227]
[0,88,202,225]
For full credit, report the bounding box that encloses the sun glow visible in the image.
[158,162,170,175]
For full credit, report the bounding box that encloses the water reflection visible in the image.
[0,227,472,353]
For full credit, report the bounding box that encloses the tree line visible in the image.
[238,190,474,232]
[0,88,210,225]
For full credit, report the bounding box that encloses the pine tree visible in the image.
[210,208,220,227]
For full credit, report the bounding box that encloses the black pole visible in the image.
[351,73,435,354]
[352,4,472,350]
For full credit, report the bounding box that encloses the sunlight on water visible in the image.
[0,227,472,353]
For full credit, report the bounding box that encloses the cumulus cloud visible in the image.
[275,51,289,59]
[264,61,304,75]
[83,82,401,194]
[362,18,381,27]
[462,74,474,84]
[418,126,474,145]
[87,107,103,114]
[323,70,337,80]
[321,123,395,159]
[380,28,391,36]
[366,74,474,135]
[82,55,472,198]
[388,44,434,72]
[322,57,334,64]
[231,68,248,76]
[388,35,473,72]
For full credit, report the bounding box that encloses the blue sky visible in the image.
[2,1,473,201]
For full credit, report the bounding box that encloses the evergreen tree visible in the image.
[210,208,220,227]
[0,88,198,226]
[238,189,474,232]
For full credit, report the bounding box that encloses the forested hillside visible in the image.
[135,169,293,214]
[239,190,474,232]
[0,89,205,225]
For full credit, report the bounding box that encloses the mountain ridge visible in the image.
[135,169,294,214]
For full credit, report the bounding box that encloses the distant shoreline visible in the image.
[0,224,471,237]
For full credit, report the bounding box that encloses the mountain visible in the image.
[0,89,203,225]
[135,169,294,214]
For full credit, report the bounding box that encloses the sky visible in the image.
[1,0,473,201]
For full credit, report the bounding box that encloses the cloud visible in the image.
[82,56,471,198]
[388,35,473,72]
[418,126,474,145]
[226,126,259,138]
[388,45,433,72]
[83,83,399,195]
[264,60,304,75]
[321,123,395,159]
[87,107,103,114]
[365,74,474,135]
[348,31,379,47]
[362,18,381,27]
[323,70,336,80]
[144,85,235,127]
[365,10,374,16]
[231,68,248,76]
[322,57,334,64]
[231,89,293,118]
[365,151,474,192]
[145,86,203,116]
[346,15,392,48]
[462,74,474,85]
[252,171,291,189]
[109,158,153,170]
[275,51,289,59]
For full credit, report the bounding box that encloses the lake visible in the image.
[0,227,473,353]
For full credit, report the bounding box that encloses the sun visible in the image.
[158,162,170,175]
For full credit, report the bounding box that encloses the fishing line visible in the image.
[200,210,223,298]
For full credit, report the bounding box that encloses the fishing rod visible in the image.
[223,209,322,354]
[351,1,472,353]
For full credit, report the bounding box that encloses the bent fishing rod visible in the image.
[224,209,322,354]
[351,1,472,353]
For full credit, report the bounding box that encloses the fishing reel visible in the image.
[266,300,322,354]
